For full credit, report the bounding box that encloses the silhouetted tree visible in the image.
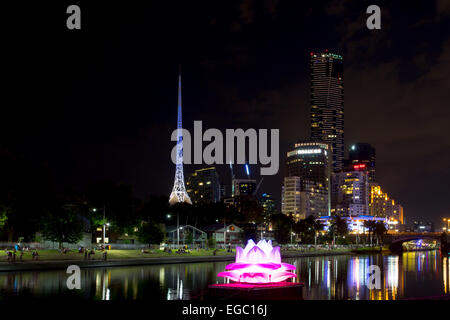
[271,214,294,244]
[329,216,349,244]
[374,221,387,244]
[0,149,54,241]
[40,206,85,249]
[86,180,140,235]
[137,222,164,246]
[363,220,377,246]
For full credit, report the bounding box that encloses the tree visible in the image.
[137,222,164,246]
[0,207,7,230]
[185,230,194,245]
[374,221,387,245]
[0,149,54,242]
[40,206,85,249]
[329,216,349,245]
[295,215,324,244]
[363,220,377,246]
[138,195,170,224]
[271,214,294,244]
[86,181,141,236]
[207,237,216,249]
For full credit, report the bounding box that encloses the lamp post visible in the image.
[92,206,107,247]
[444,218,449,231]
[166,213,180,248]
[223,218,226,248]
[102,204,106,248]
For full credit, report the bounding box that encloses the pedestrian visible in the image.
[32,250,39,261]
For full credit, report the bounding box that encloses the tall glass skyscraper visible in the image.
[310,51,344,172]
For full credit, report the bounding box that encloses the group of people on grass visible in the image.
[3,243,39,263]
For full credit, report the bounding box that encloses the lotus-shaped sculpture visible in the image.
[217,239,296,284]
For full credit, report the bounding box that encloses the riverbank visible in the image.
[0,248,357,272]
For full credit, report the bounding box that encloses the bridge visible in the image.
[387,232,448,252]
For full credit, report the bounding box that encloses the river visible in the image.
[0,251,448,300]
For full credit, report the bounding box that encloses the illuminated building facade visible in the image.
[286,141,331,186]
[281,178,328,221]
[260,193,276,217]
[318,215,386,233]
[310,51,344,172]
[186,167,221,204]
[232,178,257,197]
[303,180,329,217]
[369,183,404,224]
[281,176,304,221]
[412,220,435,232]
[348,143,376,182]
[331,169,369,216]
[284,141,331,217]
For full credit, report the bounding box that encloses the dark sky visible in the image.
[4,1,450,227]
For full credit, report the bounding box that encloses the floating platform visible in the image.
[206,282,304,300]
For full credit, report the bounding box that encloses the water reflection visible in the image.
[0,251,448,300]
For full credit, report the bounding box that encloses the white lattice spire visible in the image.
[169,71,192,205]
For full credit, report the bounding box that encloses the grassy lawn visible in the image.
[1,248,235,262]
[1,246,368,263]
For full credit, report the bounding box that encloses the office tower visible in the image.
[281,176,304,221]
[369,183,404,223]
[169,73,191,205]
[349,143,376,182]
[331,168,369,216]
[285,140,331,217]
[286,141,331,186]
[310,51,344,172]
[186,167,221,204]
[260,193,276,216]
[260,193,276,227]
[303,181,329,217]
[231,178,257,197]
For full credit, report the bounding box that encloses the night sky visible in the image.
[4,1,450,226]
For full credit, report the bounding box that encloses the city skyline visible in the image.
[4,1,450,227]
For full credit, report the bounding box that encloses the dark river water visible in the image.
[0,251,449,300]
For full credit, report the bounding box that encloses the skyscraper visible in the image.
[348,143,376,182]
[283,140,331,217]
[169,73,192,205]
[369,183,404,223]
[310,51,344,172]
[331,168,369,216]
[286,141,331,187]
[186,167,221,204]
[281,176,303,220]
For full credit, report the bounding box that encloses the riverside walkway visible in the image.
[0,247,356,272]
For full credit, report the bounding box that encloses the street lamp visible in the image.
[166,213,180,248]
[91,206,107,248]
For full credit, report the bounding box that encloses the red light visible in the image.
[310,52,314,56]
[360,164,366,168]
[353,164,366,170]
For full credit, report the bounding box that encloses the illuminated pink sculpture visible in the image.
[217,240,296,284]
